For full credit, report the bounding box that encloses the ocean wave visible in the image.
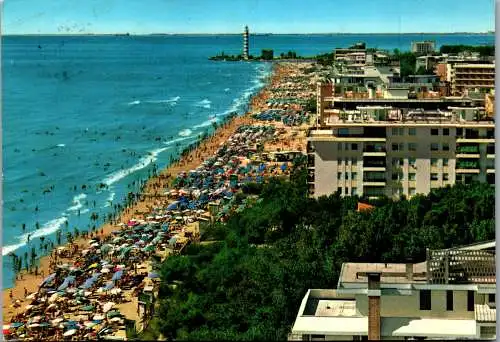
[193,117,218,129]
[101,147,170,186]
[2,217,68,256]
[103,191,115,207]
[224,88,230,92]
[178,129,192,137]
[66,193,87,212]
[162,136,194,146]
[127,96,180,106]
[196,99,211,109]
[56,144,66,147]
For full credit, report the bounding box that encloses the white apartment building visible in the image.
[411,41,436,55]
[289,241,496,341]
[308,86,494,199]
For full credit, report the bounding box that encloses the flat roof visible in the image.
[381,318,477,338]
[304,298,358,317]
[340,262,427,285]
[292,316,368,336]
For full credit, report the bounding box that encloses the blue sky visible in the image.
[2,0,495,34]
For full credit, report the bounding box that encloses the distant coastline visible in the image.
[3,32,495,37]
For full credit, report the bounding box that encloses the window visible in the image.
[399,128,404,135]
[399,143,405,151]
[408,143,417,151]
[442,143,449,151]
[339,128,349,136]
[420,290,431,310]
[392,127,399,135]
[457,127,463,136]
[392,143,399,151]
[443,128,450,136]
[443,173,449,181]
[338,172,342,180]
[431,128,439,136]
[446,291,454,311]
[443,158,449,167]
[431,158,438,166]
[467,291,474,311]
[392,172,399,181]
[345,187,349,195]
[352,157,357,164]
[409,188,416,196]
[488,294,495,303]
[344,143,350,151]
[352,172,357,180]
[409,158,416,167]
[409,173,416,181]
[337,158,342,165]
[338,144,342,151]
[337,187,342,194]
[352,188,357,196]
[409,128,416,136]
[345,173,349,180]
[431,173,439,181]
[351,143,358,151]
[431,143,439,151]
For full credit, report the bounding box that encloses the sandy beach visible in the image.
[2,61,320,338]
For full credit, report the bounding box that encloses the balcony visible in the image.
[456,160,480,169]
[456,145,479,154]
[363,145,387,157]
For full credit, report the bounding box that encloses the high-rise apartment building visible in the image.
[411,41,436,54]
[451,63,495,95]
[308,83,495,199]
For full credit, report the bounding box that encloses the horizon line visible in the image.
[2,31,495,36]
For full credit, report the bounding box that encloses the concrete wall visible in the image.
[355,290,475,319]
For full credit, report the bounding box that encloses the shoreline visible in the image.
[1,63,282,321]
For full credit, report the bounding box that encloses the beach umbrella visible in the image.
[87,263,99,270]
[28,323,41,329]
[10,323,24,329]
[93,314,105,321]
[106,311,121,318]
[40,273,57,287]
[111,270,123,281]
[63,329,77,337]
[3,325,11,334]
[81,305,95,312]
[51,318,64,325]
[109,288,121,295]
[101,268,110,274]
[103,281,114,291]
[148,272,160,279]
[26,292,38,300]
[102,302,115,313]
[84,321,97,329]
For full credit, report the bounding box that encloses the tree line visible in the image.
[141,157,494,340]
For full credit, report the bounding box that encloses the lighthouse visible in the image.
[243,25,249,60]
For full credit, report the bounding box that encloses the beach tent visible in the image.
[148,272,160,279]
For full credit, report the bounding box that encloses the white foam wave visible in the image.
[162,136,194,146]
[101,147,170,186]
[146,96,180,105]
[178,129,192,137]
[193,117,218,129]
[80,209,90,214]
[2,217,68,256]
[196,99,212,109]
[104,192,116,207]
[128,100,141,106]
[224,88,230,92]
[66,193,87,212]
[57,144,66,147]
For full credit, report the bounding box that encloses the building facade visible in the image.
[308,86,495,199]
[289,241,496,341]
[411,41,436,55]
[451,63,495,96]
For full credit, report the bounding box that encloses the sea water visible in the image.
[2,33,494,289]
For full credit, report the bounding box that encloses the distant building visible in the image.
[288,240,496,341]
[411,41,436,55]
[243,25,249,60]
